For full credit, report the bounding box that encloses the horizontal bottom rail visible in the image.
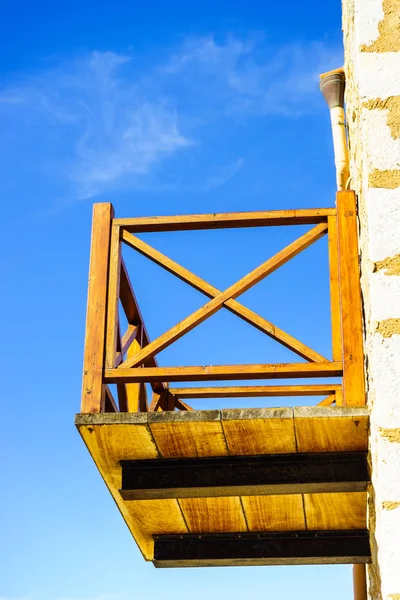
[169,384,341,398]
[153,530,371,568]
[119,452,368,500]
[106,362,343,383]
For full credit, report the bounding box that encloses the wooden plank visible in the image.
[119,260,164,395]
[106,361,343,383]
[174,398,194,411]
[102,385,118,413]
[105,224,121,369]
[153,530,371,567]
[242,495,306,531]
[115,324,139,366]
[115,321,128,411]
[304,492,367,530]
[222,408,297,455]
[125,338,143,412]
[122,231,327,363]
[170,384,341,398]
[294,407,369,453]
[81,203,114,413]
[336,191,365,406]
[114,208,335,232]
[179,498,247,533]
[317,396,336,406]
[119,452,368,500]
[148,411,229,458]
[76,415,184,559]
[328,215,342,361]
[119,223,328,368]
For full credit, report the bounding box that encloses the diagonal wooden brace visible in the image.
[122,230,327,362]
[119,223,328,369]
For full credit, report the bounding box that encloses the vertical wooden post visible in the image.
[81,203,114,413]
[336,191,365,406]
[328,215,342,362]
[105,224,121,369]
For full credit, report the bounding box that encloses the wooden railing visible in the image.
[80,191,365,413]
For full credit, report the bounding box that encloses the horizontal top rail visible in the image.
[114,208,336,232]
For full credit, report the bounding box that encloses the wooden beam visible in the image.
[114,208,335,232]
[102,385,118,413]
[153,530,371,567]
[115,324,139,367]
[81,203,114,413]
[115,321,128,411]
[122,231,327,363]
[173,398,194,411]
[328,215,342,362]
[105,224,121,369]
[317,396,336,406]
[119,259,164,395]
[120,223,328,369]
[119,452,368,500]
[336,191,365,406]
[169,384,341,399]
[106,361,343,383]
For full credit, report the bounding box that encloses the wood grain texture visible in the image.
[328,215,342,362]
[222,408,297,455]
[81,203,114,413]
[105,224,121,369]
[148,415,229,458]
[242,495,306,531]
[122,230,326,363]
[170,384,340,398]
[179,497,247,533]
[294,409,368,453]
[76,420,181,559]
[336,191,366,406]
[120,223,328,368]
[304,492,367,530]
[106,362,343,382]
[114,208,335,232]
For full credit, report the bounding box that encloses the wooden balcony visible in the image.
[76,191,369,567]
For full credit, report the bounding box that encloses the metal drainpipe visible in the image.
[353,564,367,600]
[319,68,350,191]
[320,68,366,600]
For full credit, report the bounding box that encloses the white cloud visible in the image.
[0,35,342,202]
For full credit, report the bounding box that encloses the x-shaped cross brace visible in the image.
[119,222,328,369]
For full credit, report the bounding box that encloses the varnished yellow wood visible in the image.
[149,418,229,458]
[170,384,341,398]
[328,215,342,362]
[337,191,366,405]
[179,498,247,533]
[335,389,344,406]
[105,224,121,369]
[125,338,142,412]
[81,203,114,413]
[304,492,367,530]
[242,495,306,531]
[222,409,297,455]
[119,223,328,369]
[317,396,336,406]
[76,408,369,561]
[122,230,327,363]
[114,208,335,232]
[294,409,368,452]
[106,362,343,382]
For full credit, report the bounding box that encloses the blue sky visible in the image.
[0,1,355,599]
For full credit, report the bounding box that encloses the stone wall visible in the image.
[342,1,400,598]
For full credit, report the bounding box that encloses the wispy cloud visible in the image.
[0,35,341,203]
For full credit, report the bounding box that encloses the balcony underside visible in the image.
[75,406,369,565]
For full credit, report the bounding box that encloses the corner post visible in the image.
[336,191,365,406]
[81,203,114,413]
